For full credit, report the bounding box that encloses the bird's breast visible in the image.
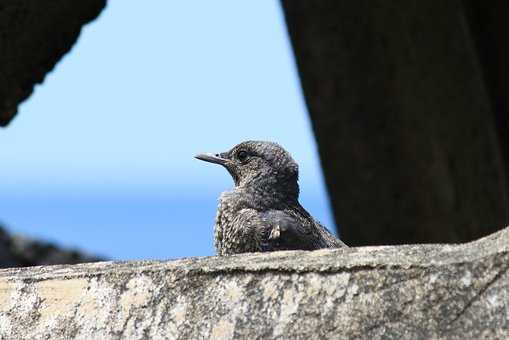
[215,194,260,256]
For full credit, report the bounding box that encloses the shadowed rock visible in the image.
[281,1,509,246]
[0,225,102,268]
[0,0,106,126]
[1,225,508,338]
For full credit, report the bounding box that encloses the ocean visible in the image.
[0,187,336,261]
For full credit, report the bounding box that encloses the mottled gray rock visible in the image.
[1,226,509,339]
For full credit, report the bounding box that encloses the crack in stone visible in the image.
[446,261,509,328]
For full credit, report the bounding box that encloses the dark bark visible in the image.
[0,0,106,126]
[281,0,509,245]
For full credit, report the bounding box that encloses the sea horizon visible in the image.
[0,182,336,261]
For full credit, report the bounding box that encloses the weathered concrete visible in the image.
[1,226,509,339]
[0,0,106,126]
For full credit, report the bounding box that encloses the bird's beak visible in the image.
[195,152,228,166]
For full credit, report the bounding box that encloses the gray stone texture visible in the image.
[0,0,106,126]
[1,225,509,339]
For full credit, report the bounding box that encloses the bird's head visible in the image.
[196,141,299,197]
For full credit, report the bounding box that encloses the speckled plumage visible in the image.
[196,141,347,256]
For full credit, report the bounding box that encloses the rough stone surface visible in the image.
[0,0,106,126]
[0,225,102,268]
[1,226,509,339]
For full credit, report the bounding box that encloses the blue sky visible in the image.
[0,1,335,260]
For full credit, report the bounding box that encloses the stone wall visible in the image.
[1,226,508,339]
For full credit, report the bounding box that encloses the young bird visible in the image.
[196,141,347,256]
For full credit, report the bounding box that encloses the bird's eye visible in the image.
[236,150,249,163]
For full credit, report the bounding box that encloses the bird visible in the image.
[195,141,348,256]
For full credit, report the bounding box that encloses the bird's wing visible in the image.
[257,210,320,251]
[293,203,349,248]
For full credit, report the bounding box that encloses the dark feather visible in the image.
[259,210,318,251]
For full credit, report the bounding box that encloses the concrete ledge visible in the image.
[1,227,508,339]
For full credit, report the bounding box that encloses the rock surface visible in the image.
[0,225,102,268]
[0,0,106,126]
[1,226,509,339]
